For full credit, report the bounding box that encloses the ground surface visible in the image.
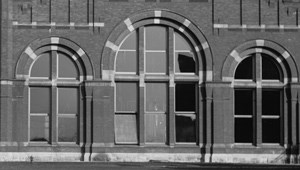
[0,162,300,170]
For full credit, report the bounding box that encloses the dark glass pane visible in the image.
[58,88,78,114]
[176,84,196,112]
[58,117,77,142]
[145,114,166,143]
[235,57,253,79]
[116,83,137,112]
[120,31,137,50]
[262,90,281,116]
[176,114,196,143]
[235,118,253,143]
[58,52,78,78]
[146,83,167,112]
[30,116,49,142]
[116,51,137,73]
[175,32,191,51]
[262,55,281,80]
[115,115,138,144]
[175,52,196,73]
[30,52,50,78]
[146,52,167,73]
[30,87,50,113]
[262,119,280,143]
[145,26,166,50]
[235,89,254,116]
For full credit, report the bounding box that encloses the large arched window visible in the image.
[29,50,79,144]
[114,25,199,145]
[234,53,283,145]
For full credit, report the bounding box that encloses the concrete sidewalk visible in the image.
[0,162,300,170]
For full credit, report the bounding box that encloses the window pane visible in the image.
[146,83,167,112]
[58,52,78,78]
[115,115,138,144]
[262,55,281,80]
[262,90,281,116]
[235,89,254,116]
[145,114,166,143]
[176,84,196,112]
[58,88,78,114]
[176,114,196,143]
[235,56,253,79]
[116,83,137,112]
[235,118,253,143]
[30,87,51,113]
[146,52,167,73]
[262,119,280,143]
[116,51,137,73]
[120,31,137,50]
[175,32,192,51]
[58,117,77,142]
[30,52,51,78]
[30,116,49,142]
[175,52,196,73]
[145,26,166,50]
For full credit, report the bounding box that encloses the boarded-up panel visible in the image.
[215,0,240,25]
[115,115,138,144]
[145,114,166,143]
[52,0,69,23]
[71,0,88,23]
[242,0,259,25]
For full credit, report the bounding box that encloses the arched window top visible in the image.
[115,25,197,74]
[30,51,79,79]
[234,54,282,81]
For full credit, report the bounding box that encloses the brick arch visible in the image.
[101,9,213,82]
[15,37,94,80]
[222,39,299,83]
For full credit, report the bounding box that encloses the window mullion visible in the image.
[51,50,58,80]
[51,50,58,144]
[139,27,145,146]
[255,53,262,146]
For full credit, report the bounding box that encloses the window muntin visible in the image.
[114,25,199,145]
[234,53,283,145]
[29,50,80,144]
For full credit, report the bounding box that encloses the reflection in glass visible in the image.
[145,26,166,50]
[235,118,253,143]
[30,116,49,142]
[176,84,196,112]
[116,83,137,112]
[146,52,167,73]
[175,32,191,51]
[262,119,280,143]
[116,51,137,73]
[176,114,196,142]
[30,87,50,113]
[262,90,281,116]
[30,53,51,78]
[120,31,137,50]
[115,115,138,144]
[146,83,167,112]
[175,52,195,73]
[145,114,166,143]
[58,52,78,78]
[58,88,78,114]
[235,90,254,115]
[235,56,253,79]
[58,117,77,142]
[262,55,281,80]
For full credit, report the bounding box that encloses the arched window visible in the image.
[29,50,79,144]
[234,53,283,144]
[114,25,199,145]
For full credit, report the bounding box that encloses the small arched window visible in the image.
[114,25,199,145]
[234,53,283,145]
[29,50,79,144]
